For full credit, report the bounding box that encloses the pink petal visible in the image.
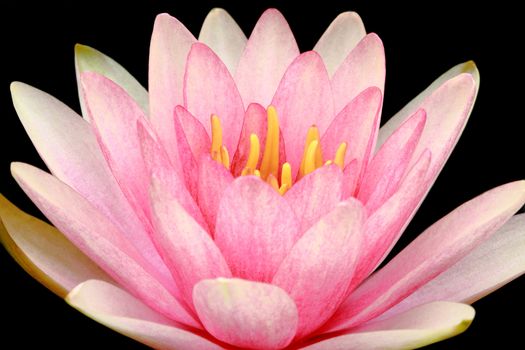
[10,82,166,276]
[81,72,154,225]
[230,103,267,176]
[198,8,247,74]
[342,159,359,199]
[383,213,525,318]
[271,51,334,175]
[137,121,206,230]
[326,180,525,331]
[235,8,299,107]
[149,13,196,165]
[214,176,300,282]
[67,280,223,350]
[284,164,343,234]
[357,109,426,213]
[0,194,113,298]
[184,42,244,154]
[353,150,432,285]
[193,278,298,350]
[197,155,234,234]
[11,163,198,327]
[272,200,364,338]
[320,87,383,184]
[149,179,232,308]
[302,302,474,350]
[313,11,366,76]
[377,61,479,147]
[75,44,149,118]
[331,33,385,113]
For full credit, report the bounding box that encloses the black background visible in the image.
[1,1,524,348]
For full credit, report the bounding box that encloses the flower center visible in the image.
[210,106,347,194]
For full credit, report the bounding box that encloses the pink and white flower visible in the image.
[1,8,525,349]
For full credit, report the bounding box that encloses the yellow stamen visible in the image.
[303,140,319,176]
[299,126,323,177]
[254,169,261,178]
[267,174,280,192]
[281,162,292,190]
[211,115,223,163]
[220,146,230,170]
[278,183,290,195]
[245,133,260,171]
[325,160,333,166]
[241,167,254,176]
[334,142,347,169]
[260,106,280,180]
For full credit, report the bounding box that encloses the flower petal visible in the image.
[214,177,300,282]
[75,44,148,118]
[302,302,474,350]
[81,72,163,225]
[326,180,525,331]
[342,159,359,199]
[149,13,196,165]
[320,87,383,183]
[272,51,334,175]
[137,120,205,229]
[331,33,385,113]
[284,165,343,234]
[197,155,234,234]
[313,11,366,77]
[149,178,232,307]
[193,278,298,350]
[353,150,431,285]
[377,61,479,147]
[384,213,525,318]
[174,103,211,163]
[273,200,364,338]
[0,195,113,298]
[11,163,197,327]
[67,280,222,350]
[357,109,426,213]
[198,8,247,74]
[378,64,479,188]
[184,42,244,154]
[235,8,299,107]
[10,82,165,274]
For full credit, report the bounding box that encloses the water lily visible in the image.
[1,7,525,349]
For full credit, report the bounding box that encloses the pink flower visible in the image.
[1,8,524,349]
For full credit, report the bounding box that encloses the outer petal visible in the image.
[75,44,148,118]
[302,302,474,350]
[353,150,431,285]
[342,159,359,199]
[214,177,300,282]
[320,87,383,184]
[357,109,426,213]
[0,195,113,298]
[11,163,197,327]
[197,155,234,234]
[326,180,525,331]
[193,278,298,350]
[149,179,232,307]
[174,105,211,165]
[235,8,300,107]
[273,200,364,338]
[149,13,196,165]
[313,11,366,76]
[331,33,385,113]
[10,82,164,274]
[67,280,223,350]
[384,213,525,318]
[184,43,244,154]
[198,8,247,74]
[377,61,479,147]
[271,51,334,175]
[284,165,343,234]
